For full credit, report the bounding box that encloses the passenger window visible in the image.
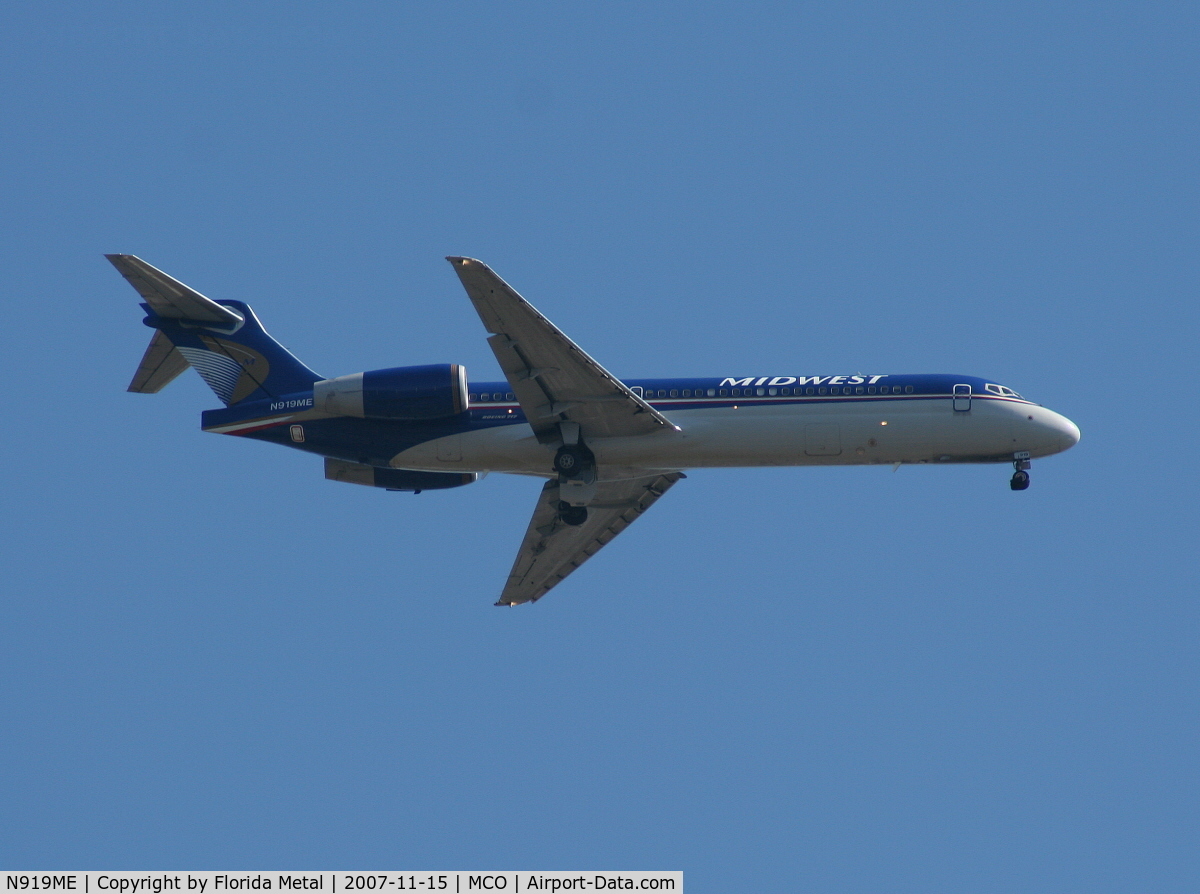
[732,388,740,396]
[708,389,716,397]
[768,388,778,396]
[806,387,815,395]
[506,392,515,401]
[682,389,691,397]
[670,390,678,397]
[719,389,728,397]
[818,387,827,395]
[469,393,478,401]
[905,385,914,393]
[855,386,864,394]
[893,386,902,393]
[867,386,876,394]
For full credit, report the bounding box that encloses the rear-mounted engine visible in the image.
[313,363,468,420]
[325,458,477,491]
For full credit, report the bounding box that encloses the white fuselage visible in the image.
[390,393,1080,478]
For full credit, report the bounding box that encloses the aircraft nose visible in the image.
[1059,416,1081,451]
[1046,411,1080,452]
[1018,406,1080,456]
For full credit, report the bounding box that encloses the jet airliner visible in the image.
[112,254,1080,605]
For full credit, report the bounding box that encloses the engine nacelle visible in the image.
[325,458,477,492]
[313,363,468,420]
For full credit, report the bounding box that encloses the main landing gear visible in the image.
[553,444,591,477]
[554,441,597,526]
[1010,452,1031,491]
[556,501,589,526]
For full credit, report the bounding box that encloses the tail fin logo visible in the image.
[177,336,271,404]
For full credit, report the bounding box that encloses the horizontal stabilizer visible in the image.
[106,254,243,326]
[128,329,189,393]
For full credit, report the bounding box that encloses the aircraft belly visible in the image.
[387,400,1026,474]
[390,424,549,474]
[593,401,1019,468]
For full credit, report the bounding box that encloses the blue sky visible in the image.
[2,2,1198,890]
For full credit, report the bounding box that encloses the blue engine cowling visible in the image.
[325,458,477,491]
[313,364,468,420]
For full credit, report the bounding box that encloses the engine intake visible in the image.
[314,363,467,420]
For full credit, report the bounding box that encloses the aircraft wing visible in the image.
[447,257,677,442]
[498,472,684,606]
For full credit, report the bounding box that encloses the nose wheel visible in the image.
[1010,453,1031,490]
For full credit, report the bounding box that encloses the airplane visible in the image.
[110,254,1080,606]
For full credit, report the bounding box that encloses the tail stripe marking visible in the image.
[206,415,294,435]
[177,347,241,403]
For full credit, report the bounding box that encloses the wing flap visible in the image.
[498,472,684,605]
[448,257,676,442]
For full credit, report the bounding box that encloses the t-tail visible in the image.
[109,254,321,405]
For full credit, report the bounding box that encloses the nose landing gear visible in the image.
[1010,452,1031,490]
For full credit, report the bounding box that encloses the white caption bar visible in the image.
[2,874,682,894]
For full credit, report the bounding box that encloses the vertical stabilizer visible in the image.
[110,254,322,405]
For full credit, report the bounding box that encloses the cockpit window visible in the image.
[986,383,1023,399]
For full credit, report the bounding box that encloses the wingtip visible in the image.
[446,256,482,267]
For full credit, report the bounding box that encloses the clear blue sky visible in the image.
[3,3,1198,890]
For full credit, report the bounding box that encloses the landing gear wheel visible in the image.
[1010,469,1030,491]
[553,445,592,478]
[557,501,588,526]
